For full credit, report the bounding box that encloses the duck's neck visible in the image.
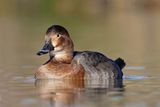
[53,51,73,63]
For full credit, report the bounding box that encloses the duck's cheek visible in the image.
[52,37,65,48]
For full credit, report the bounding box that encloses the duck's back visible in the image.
[73,51,125,79]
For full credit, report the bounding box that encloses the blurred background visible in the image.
[0,0,160,107]
[0,0,160,67]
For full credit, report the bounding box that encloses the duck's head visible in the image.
[37,25,74,63]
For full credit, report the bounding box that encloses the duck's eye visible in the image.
[57,34,60,37]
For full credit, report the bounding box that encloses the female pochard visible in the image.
[36,25,125,79]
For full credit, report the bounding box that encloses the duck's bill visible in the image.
[37,49,49,56]
[37,43,54,56]
[37,44,49,56]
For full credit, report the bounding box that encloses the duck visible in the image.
[36,25,126,79]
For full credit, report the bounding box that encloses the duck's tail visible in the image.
[115,58,126,70]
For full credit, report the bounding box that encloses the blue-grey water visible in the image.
[0,1,160,107]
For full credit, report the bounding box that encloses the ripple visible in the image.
[125,66,145,70]
[123,75,148,80]
[12,76,35,83]
[20,98,38,105]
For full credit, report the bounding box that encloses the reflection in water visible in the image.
[35,79,84,107]
[35,78,123,107]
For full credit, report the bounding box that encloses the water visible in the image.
[0,1,160,107]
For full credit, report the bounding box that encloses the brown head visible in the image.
[37,25,74,63]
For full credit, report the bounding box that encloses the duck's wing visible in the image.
[73,51,123,79]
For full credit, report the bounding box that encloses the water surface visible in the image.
[0,1,160,107]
